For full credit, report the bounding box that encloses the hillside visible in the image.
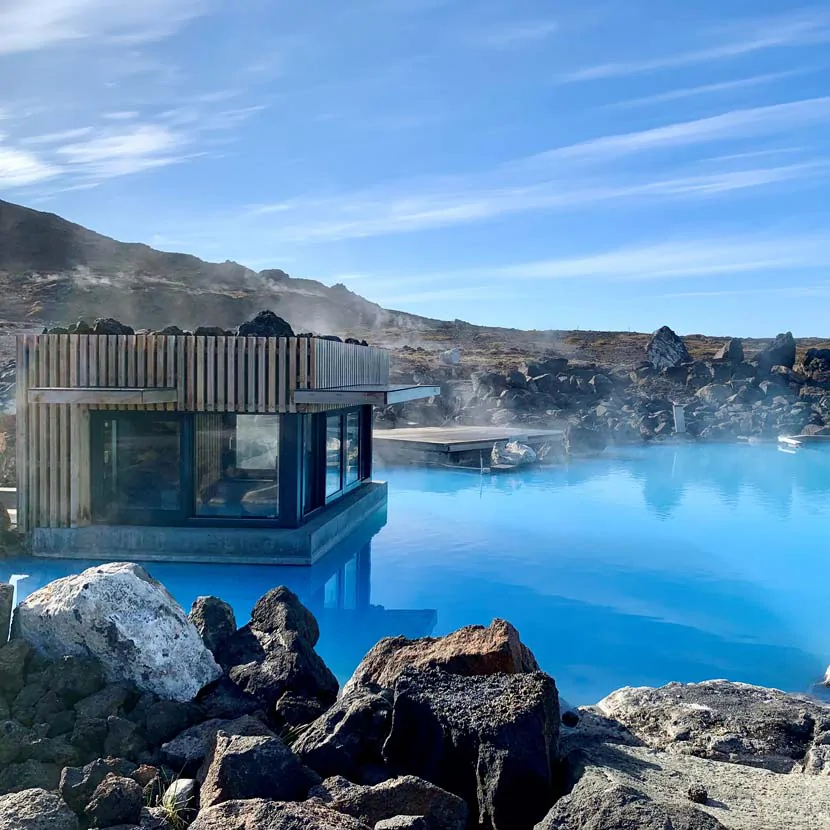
[1,198,827,374]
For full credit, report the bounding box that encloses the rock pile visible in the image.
[408,327,830,445]
[1,566,828,829]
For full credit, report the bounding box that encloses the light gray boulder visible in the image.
[189,798,370,829]
[12,563,221,702]
[0,788,79,830]
[597,680,830,773]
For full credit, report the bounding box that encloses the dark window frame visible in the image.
[89,406,372,529]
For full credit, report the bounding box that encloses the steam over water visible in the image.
[6,443,830,704]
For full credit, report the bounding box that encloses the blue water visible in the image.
[5,443,830,705]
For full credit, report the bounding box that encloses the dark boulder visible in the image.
[0,788,79,830]
[93,319,135,336]
[646,326,691,371]
[0,720,28,765]
[0,758,61,793]
[343,619,538,696]
[293,689,393,780]
[250,585,319,645]
[237,311,294,338]
[137,699,199,747]
[156,325,188,336]
[60,757,137,814]
[70,716,109,758]
[189,799,369,830]
[199,732,320,809]
[756,332,796,371]
[714,339,744,362]
[68,319,93,335]
[0,582,11,636]
[75,683,135,721]
[104,715,147,759]
[194,677,262,720]
[0,641,32,697]
[218,587,338,716]
[161,714,273,772]
[311,775,467,830]
[383,668,560,830]
[84,774,143,828]
[194,326,229,336]
[535,771,726,830]
[189,597,237,658]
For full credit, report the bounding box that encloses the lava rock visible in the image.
[294,689,393,780]
[564,426,607,455]
[756,332,796,372]
[161,714,273,772]
[93,319,135,336]
[84,774,143,828]
[375,818,428,830]
[189,597,237,658]
[0,758,62,793]
[311,775,467,830]
[597,680,830,773]
[383,667,560,830]
[75,683,135,721]
[218,587,338,715]
[13,563,221,702]
[0,641,31,698]
[535,770,725,830]
[60,757,138,814]
[714,339,744,362]
[189,799,369,830]
[0,788,79,830]
[646,326,691,371]
[199,732,320,809]
[237,311,294,338]
[194,326,229,336]
[193,677,262,720]
[0,582,12,635]
[0,720,29,764]
[343,619,538,695]
[687,783,709,804]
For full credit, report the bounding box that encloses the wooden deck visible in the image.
[374,425,564,454]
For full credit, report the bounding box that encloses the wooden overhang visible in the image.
[293,384,441,407]
[27,387,178,405]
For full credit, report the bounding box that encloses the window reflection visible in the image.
[345,410,360,486]
[100,416,181,518]
[195,414,279,518]
[326,413,342,498]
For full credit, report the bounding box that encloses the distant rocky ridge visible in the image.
[0,563,828,829]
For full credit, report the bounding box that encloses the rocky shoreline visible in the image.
[381,327,830,448]
[0,562,828,829]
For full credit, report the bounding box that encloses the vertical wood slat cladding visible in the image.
[17,335,388,528]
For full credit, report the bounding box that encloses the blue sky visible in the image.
[1,1,829,336]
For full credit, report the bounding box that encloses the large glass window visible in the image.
[98,415,182,521]
[195,414,279,518]
[345,410,361,486]
[326,413,343,498]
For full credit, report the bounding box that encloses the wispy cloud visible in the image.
[248,160,826,244]
[366,234,830,299]
[103,111,139,121]
[0,0,208,55]
[55,124,191,178]
[0,140,57,187]
[22,127,94,146]
[470,20,559,49]
[605,70,812,109]
[532,97,830,165]
[560,10,830,81]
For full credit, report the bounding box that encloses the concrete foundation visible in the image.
[32,481,388,565]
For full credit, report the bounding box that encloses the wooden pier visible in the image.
[374,425,564,455]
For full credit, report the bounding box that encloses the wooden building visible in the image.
[15,333,438,563]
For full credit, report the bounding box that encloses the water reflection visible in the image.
[2,510,438,685]
[5,444,830,705]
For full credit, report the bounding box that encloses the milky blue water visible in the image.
[5,443,830,705]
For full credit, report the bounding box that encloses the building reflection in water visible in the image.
[1,507,437,685]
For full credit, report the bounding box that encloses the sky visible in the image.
[1,0,829,336]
